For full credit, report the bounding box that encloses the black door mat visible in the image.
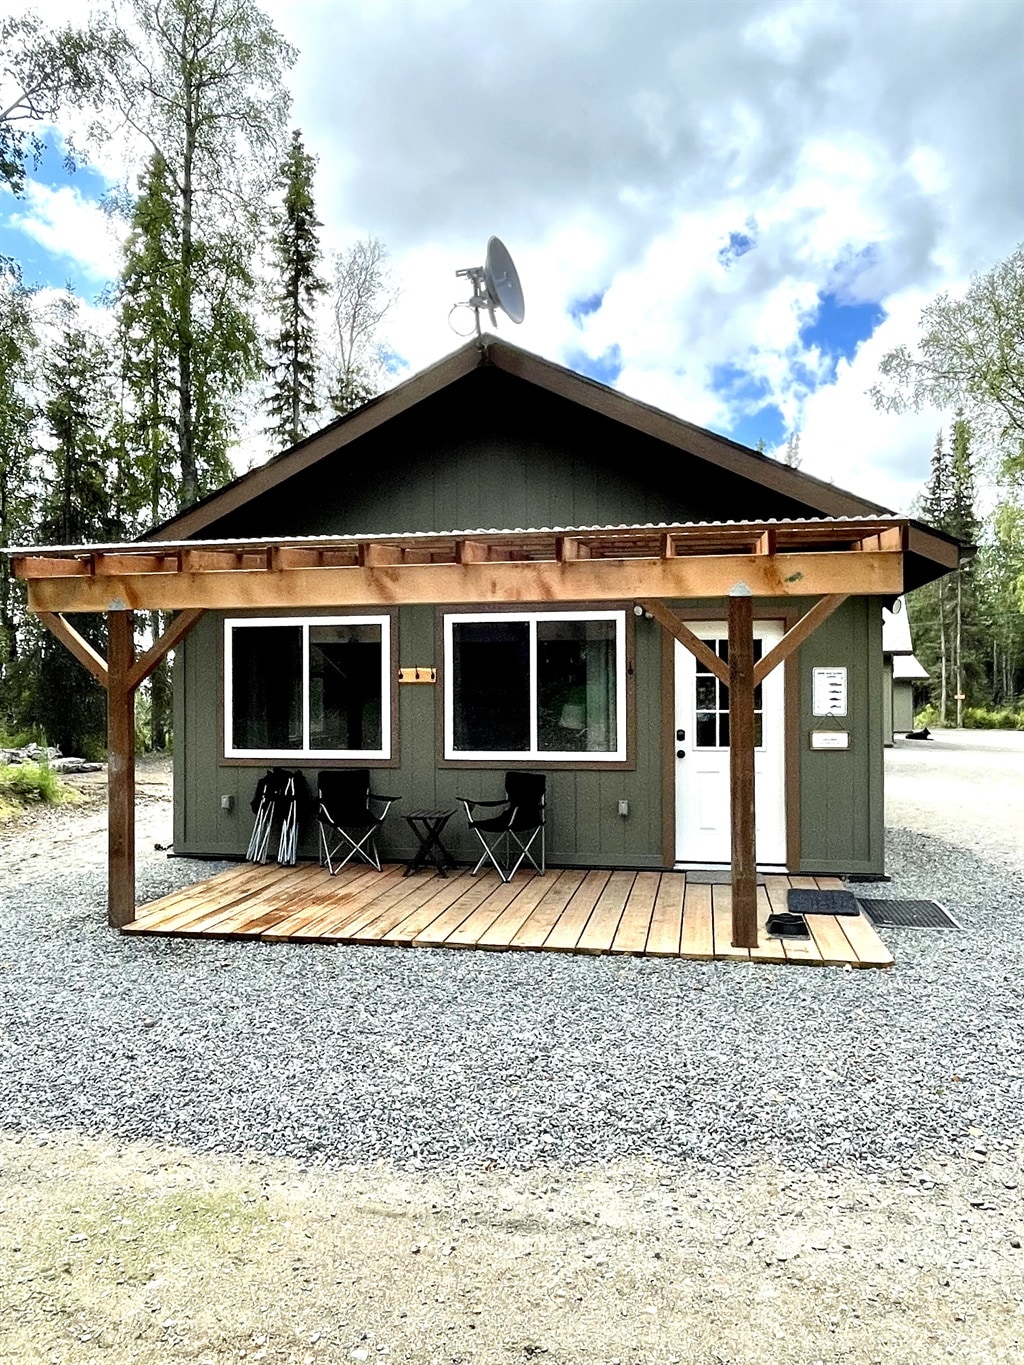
[857,898,961,930]
[787,888,861,916]
[765,911,810,938]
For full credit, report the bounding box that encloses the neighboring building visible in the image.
[882,596,930,742]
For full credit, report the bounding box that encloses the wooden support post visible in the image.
[106,610,136,929]
[728,588,758,949]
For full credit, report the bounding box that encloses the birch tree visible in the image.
[104,0,295,506]
[327,237,398,417]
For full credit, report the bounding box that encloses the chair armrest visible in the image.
[455,796,507,808]
[368,792,400,803]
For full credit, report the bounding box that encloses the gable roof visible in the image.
[146,335,894,543]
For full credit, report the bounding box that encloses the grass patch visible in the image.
[0,760,69,817]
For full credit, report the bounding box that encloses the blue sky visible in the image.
[4,0,1022,512]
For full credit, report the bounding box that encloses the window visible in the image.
[694,635,764,749]
[225,616,391,759]
[444,611,626,761]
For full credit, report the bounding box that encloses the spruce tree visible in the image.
[32,293,121,754]
[266,129,325,449]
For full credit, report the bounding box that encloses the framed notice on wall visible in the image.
[812,666,848,717]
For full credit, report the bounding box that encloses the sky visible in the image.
[3,0,1023,516]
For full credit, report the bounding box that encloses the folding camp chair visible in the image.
[317,769,400,874]
[458,771,546,883]
[247,768,304,866]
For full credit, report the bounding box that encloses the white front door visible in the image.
[674,621,787,867]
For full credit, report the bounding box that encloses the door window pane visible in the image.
[537,618,616,753]
[452,621,530,751]
[309,622,382,751]
[231,625,302,750]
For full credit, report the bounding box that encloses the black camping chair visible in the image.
[247,768,304,866]
[458,771,546,883]
[317,769,400,874]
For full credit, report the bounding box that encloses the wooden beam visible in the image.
[752,595,850,687]
[728,592,758,949]
[37,612,109,687]
[456,540,492,563]
[557,536,591,560]
[106,611,136,929]
[23,551,905,614]
[126,608,206,694]
[13,554,91,577]
[637,600,729,684]
[93,552,179,576]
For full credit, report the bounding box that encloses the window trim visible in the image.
[442,609,628,763]
[223,614,392,760]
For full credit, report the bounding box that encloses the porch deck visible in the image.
[124,863,894,968]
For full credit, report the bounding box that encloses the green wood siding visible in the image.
[174,597,885,875]
[203,370,816,541]
[796,596,884,875]
[174,605,664,868]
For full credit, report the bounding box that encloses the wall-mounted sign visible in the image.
[398,667,436,684]
[810,730,850,750]
[812,666,848,716]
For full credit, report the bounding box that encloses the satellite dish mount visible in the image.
[454,236,525,337]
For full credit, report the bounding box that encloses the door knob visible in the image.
[676,748,686,759]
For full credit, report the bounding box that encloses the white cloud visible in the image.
[7,181,127,283]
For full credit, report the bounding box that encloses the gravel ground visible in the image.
[0,749,1020,1177]
[1,745,1022,1362]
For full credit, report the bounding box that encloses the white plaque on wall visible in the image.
[810,729,850,750]
[812,666,848,716]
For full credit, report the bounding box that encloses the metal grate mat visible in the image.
[857,898,961,930]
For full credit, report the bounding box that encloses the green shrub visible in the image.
[0,761,67,806]
[914,703,1024,730]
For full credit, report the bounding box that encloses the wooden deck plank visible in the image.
[763,875,823,964]
[122,861,895,970]
[834,912,895,968]
[282,865,412,939]
[316,870,437,941]
[678,882,713,959]
[187,866,330,937]
[711,885,751,960]
[346,872,480,943]
[442,875,539,948]
[411,877,508,947]
[751,885,789,964]
[646,873,687,957]
[259,865,403,941]
[804,914,859,966]
[128,864,318,936]
[127,863,294,930]
[388,876,497,947]
[491,871,584,949]
[542,871,612,952]
[815,875,847,891]
[610,872,661,954]
[576,871,637,954]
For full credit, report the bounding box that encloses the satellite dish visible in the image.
[454,236,525,336]
[484,237,525,324]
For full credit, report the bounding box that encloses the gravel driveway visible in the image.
[0,740,1021,1363]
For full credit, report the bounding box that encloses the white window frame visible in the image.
[224,615,391,760]
[443,609,627,762]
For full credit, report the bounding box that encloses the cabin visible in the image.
[9,336,960,947]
